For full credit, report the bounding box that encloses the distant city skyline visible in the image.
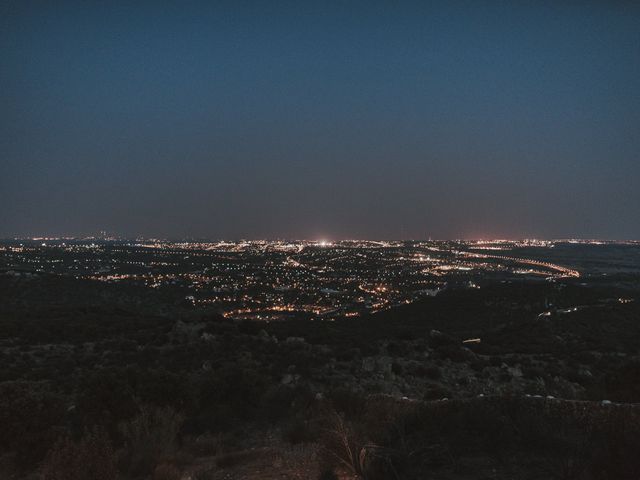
[2,1,639,240]
[3,235,639,244]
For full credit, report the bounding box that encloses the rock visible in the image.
[258,329,278,343]
[507,366,523,378]
[285,336,306,344]
[578,368,593,378]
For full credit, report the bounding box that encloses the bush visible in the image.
[318,469,339,480]
[325,388,366,418]
[198,365,269,426]
[319,411,367,477]
[75,369,137,432]
[319,393,640,479]
[423,383,451,400]
[192,466,217,480]
[259,384,315,423]
[118,406,184,476]
[435,345,476,362]
[283,417,318,444]
[41,428,117,480]
[216,449,262,468]
[423,364,442,380]
[319,404,420,480]
[152,462,182,480]
[0,381,66,466]
[602,362,640,403]
[186,433,221,457]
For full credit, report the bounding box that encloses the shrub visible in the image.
[75,369,137,432]
[318,469,339,480]
[192,466,217,480]
[325,388,366,418]
[421,364,442,380]
[428,330,458,348]
[391,362,404,375]
[41,428,117,480]
[319,411,368,477]
[435,345,476,362]
[259,384,315,423]
[216,449,262,468]
[319,404,423,480]
[602,362,640,403]
[152,462,182,480]
[423,384,451,400]
[319,393,640,479]
[198,365,269,425]
[118,406,184,476]
[0,381,66,466]
[283,417,318,444]
[186,433,221,457]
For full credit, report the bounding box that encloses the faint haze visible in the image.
[1,1,639,240]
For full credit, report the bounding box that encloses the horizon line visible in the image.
[2,236,639,244]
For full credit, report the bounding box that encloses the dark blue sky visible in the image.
[1,1,639,240]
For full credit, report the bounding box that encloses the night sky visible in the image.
[2,1,639,240]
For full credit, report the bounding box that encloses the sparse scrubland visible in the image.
[1,273,639,479]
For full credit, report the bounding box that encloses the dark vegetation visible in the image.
[319,395,640,480]
[0,273,639,478]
